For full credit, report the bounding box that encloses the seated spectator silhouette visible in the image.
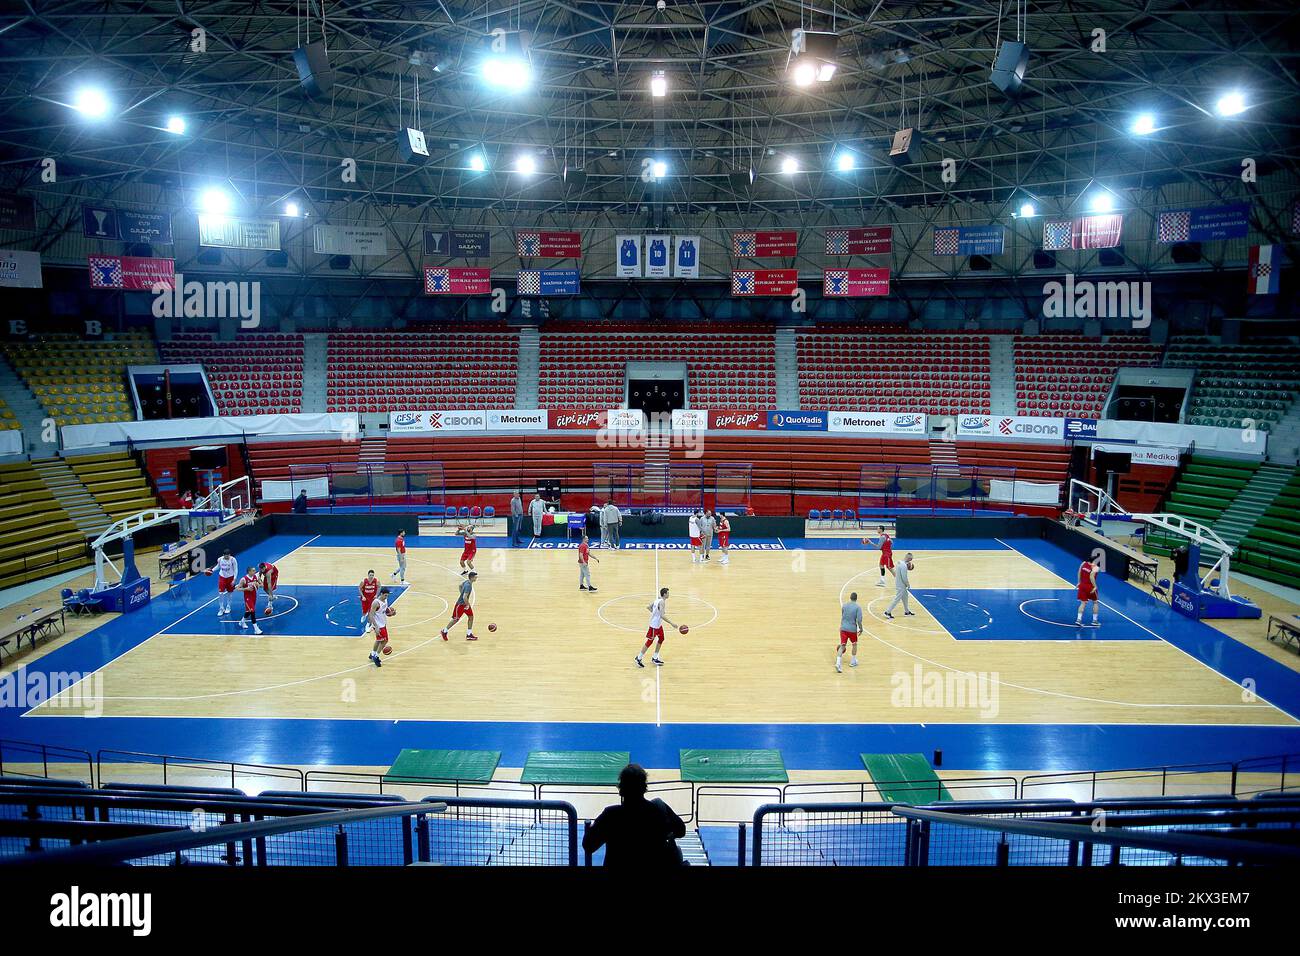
[582,764,687,867]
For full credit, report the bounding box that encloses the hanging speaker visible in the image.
[969,254,992,271]
[293,41,334,98]
[990,41,1029,94]
[728,168,754,190]
[1098,247,1125,267]
[329,255,352,270]
[563,166,587,190]
[889,128,916,163]
[397,127,430,164]
[196,247,221,266]
[1033,250,1056,269]
[1170,241,1202,264]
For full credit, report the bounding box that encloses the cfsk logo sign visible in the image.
[394,412,421,427]
[428,412,443,429]
[961,416,990,429]
[999,418,1015,435]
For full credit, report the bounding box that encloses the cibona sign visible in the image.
[957,415,1064,440]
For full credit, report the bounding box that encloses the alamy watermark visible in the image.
[151,272,260,328]
[1,669,104,717]
[597,411,705,458]
[1042,273,1151,328]
[890,664,1000,718]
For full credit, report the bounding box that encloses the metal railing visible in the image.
[0,739,94,784]
[0,788,580,867]
[1019,753,1299,801]
[96,749,306,792]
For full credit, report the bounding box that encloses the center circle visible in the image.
[596,592,718,633]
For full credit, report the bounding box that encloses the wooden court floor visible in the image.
[30,539,1295,728]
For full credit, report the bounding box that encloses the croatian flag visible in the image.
[1247,244,1281,295]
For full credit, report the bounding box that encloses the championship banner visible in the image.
[1293,198,1300,235]
[423,267,490,295]
[731,269,797,296]
[549,409,606,430]
[1042,215,1124,251]
[615,234,642,278]
[0,194,35,230]
[645,235,670,278]
[823,268,890,297]
[708,409,766,430]
[1248,244,1281,295]
[825,226,892,256]
[423,229,491,257]
[732,230,797,258]
[828,411,926,435]
[956,414,1063,440]
[1157,203,1249,243]
[673,235,700,278]
[0,250,42,288]
[932,225,1004,256]
[85,206,172,244]
[515,230,582,258]
[313,224,388,256]
[388,410,486,433]
[198,215,281,251]
[87,255,175,291]
[518,269,580,295]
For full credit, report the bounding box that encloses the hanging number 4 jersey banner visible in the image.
[645,235,670,278]
[615,235,642,277]
[674,235,700,278]
[731,269,798,296]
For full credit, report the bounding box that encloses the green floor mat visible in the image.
[861,753,951,803]
[383,748,501,784]
[679,748,788,783]
[521,750,631,786]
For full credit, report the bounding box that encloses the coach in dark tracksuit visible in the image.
[582,764,687,867]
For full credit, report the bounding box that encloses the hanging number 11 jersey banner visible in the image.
[674,235,700,278]
[615,235,642,277]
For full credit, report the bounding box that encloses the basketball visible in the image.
[488,623,497,632]
[204,569,213,576]
[381,645,392,656]
[387,607,396,617]
[679,625,689,634]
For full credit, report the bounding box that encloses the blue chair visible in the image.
[832,508,845,528]
[809,509,822,527]
[483,506,496,519]
[458,506,471,520]
[1152,578,1171,603]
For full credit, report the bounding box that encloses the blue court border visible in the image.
[3,532,1299,772]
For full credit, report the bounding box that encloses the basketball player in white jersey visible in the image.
[688,511,703,563]
[635,586,680,668]
[214,549,238,616]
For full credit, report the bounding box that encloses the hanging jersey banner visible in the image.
[645,235,670,278]
[615,235,642,277]
[674,235,700,278]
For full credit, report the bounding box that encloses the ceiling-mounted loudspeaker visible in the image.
[1170,241,1202,264]
[990,40,1029,94]
[889,128,915,163]
[397,127,429,164]
[293,40,334,98]
[329,255,352,270]
[1098,247,1125,267]
[728,168,754,191]
[1033,250,1056,269]
[969,254,992,271]
[563,166,587,190]
[196,247,221,266]
[266,251,289,268]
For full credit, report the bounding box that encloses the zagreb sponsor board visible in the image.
[708,410,766,430]
[671,409,709,430]
[828,411,927,435]
[606,408,646,431]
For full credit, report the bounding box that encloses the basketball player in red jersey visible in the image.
[359,569,380,633]
[578,531,600,591]
[861,526,893,587]
[236,566,263,635]
[716,513,731,565]
[257,561,279,614]
[1076,556,1101,627]
[392,530,408,584]
[458,523,477,575]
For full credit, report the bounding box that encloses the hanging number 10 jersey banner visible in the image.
[644,235,670,278]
